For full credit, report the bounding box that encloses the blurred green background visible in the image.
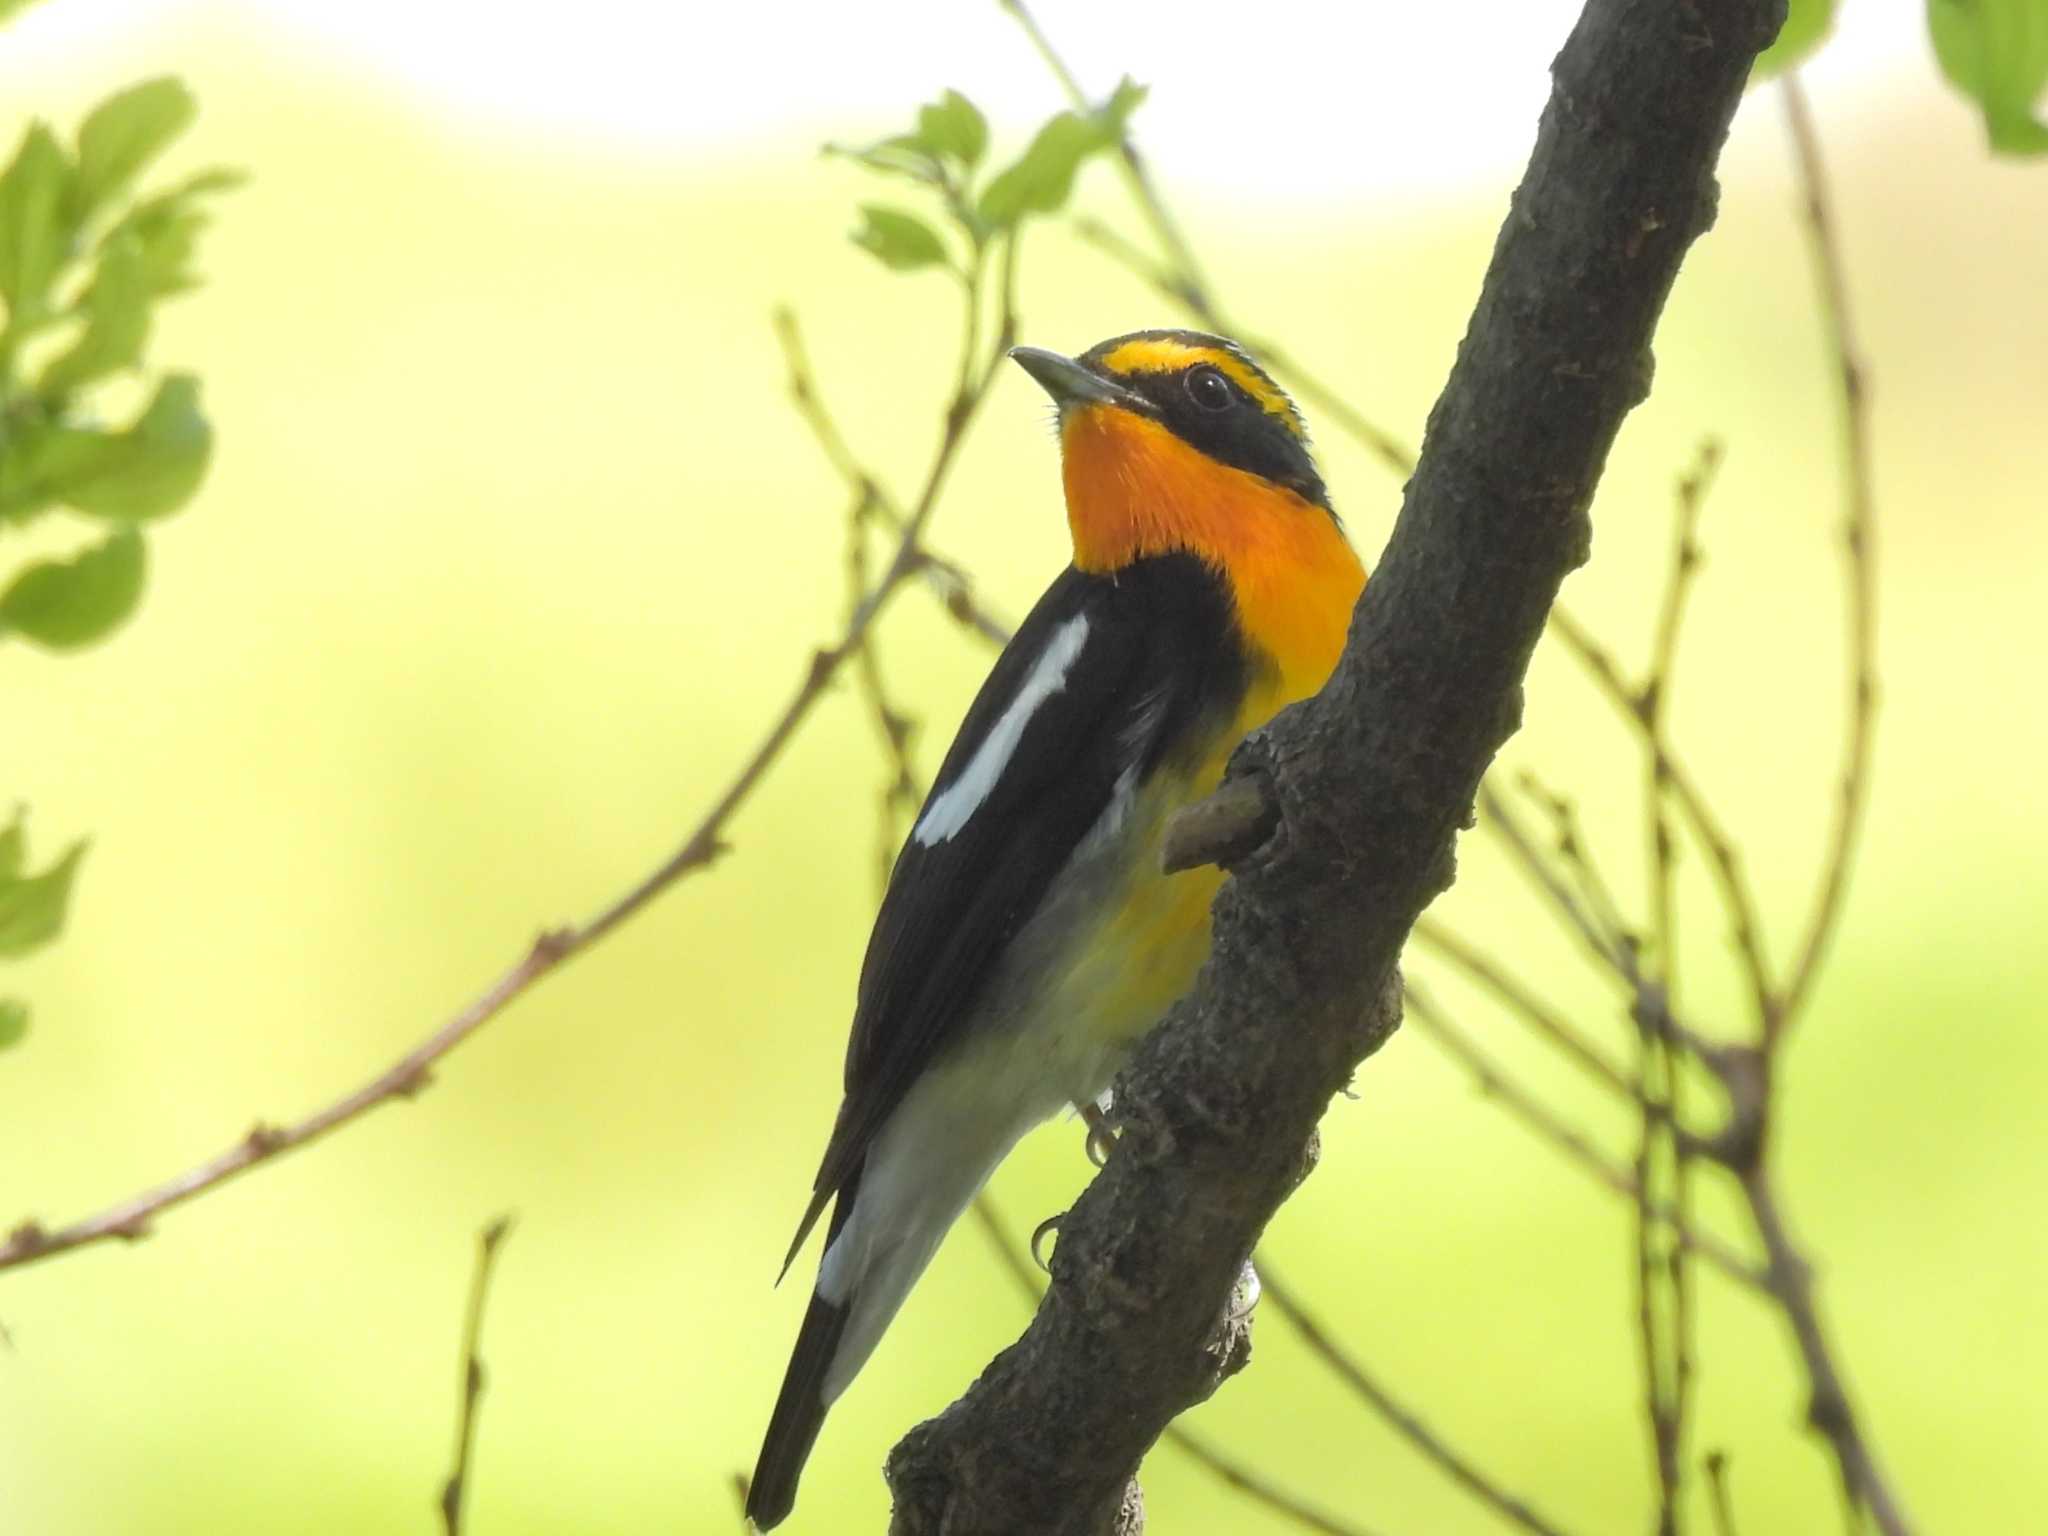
[3,3,2045,1533]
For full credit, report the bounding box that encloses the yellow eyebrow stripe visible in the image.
[1097,338,1303,439]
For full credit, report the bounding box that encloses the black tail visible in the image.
[746,1284,851,1529]
[749,1167,863,1530]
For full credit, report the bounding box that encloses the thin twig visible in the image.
[1408,918,1634,1102]
[1671,78,1906,1536]
[1704,1452,1739,1536]
[1260,1266,1575,1536]
[968,1195,1376,1536]
[1402,985,1759,1290]
[1069,218,1419,479]
[1635,437,1720,1536]
[1636,1021,1682,1536]
[0,243,1026,1280]
[774,308,1015,650]
[1479,783,1712,1061]
[1739,1161,1905,1536]
[841,480,926,889]
[1513,770,1642,965]
[1007,0,1416,480]
[1775,74,1877,1042]
[999,0,1213,315]
[1546,610,1777,1031]
[1166,1422,1391,1536]
[439,1214,516,1536]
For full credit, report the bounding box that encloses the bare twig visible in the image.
[1546,610,1777,1030]
[1513,770,1641,964]
[1402,985,1759,1290]
[968,1195,1375,1536]
[1775,74,1877,1042]
[1006,0,1416,480]
[1679,78,1904,1536]
[1634,438,1720,1536]
[439,1214,516,1536]
[774,308,1014,650]
[1704,1451,1739,1536]
[841,482,927,888]
[1166,1423,1390,1536]
[1409,917,1632,1100]
[1260,1266,1574,1536]
[1069,216,1419,479]
[1739,1159,1902,1536]
[0,240,1026,1280]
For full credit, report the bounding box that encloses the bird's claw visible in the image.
[1030,1213,1060,1273]
[1080,1099,1119,1167]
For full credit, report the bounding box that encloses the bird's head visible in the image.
[1010,331,1359,678]
[1010,330,1336,577]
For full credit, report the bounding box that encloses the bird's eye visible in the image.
[1186,365,1234,412]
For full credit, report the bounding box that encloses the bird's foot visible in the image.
[1030,1212,1061,1273]
[1079,1098,1119,1168]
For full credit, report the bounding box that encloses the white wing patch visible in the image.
[912,614,1091,847]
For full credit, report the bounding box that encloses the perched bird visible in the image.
[746,330,1366,1529]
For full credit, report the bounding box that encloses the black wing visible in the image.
[783,554,1247,1265]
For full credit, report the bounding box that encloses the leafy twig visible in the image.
[1006,0,1416,479]
[998,0,1213,314]
[439,1215,516,1536]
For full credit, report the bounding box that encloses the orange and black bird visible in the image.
[746,331,1366,1529]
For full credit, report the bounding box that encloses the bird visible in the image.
[745,329,1366,1529]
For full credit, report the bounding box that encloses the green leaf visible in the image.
[0,836,85,958]
[0,420,106,525]
[54,373,212,521]
[851,204,952,272]
[102,167,241,297]
[0,809,23,880]
[1754,0,1839,78]
[38,232,151,395]
[73,77,197,218]
[0,526,147,649]
[977,78,1148,230]
[917,90,988,169]
[0,124,77,327]
[0,999,25,1053]
[1930,0,2048,154]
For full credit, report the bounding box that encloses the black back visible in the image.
[783,553,1251,1262]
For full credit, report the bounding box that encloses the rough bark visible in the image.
[885,1,1785,1530]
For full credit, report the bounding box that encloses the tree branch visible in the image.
[883,1,1783,1529]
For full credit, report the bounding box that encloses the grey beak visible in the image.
[1010,346,1141,410]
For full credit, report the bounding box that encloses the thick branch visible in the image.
[883,2,1783,1530]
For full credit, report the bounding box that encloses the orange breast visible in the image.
[1059,403,1365,700]
[1042,402,1367,1058]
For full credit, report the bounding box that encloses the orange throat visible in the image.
[1060,403,1366,697]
